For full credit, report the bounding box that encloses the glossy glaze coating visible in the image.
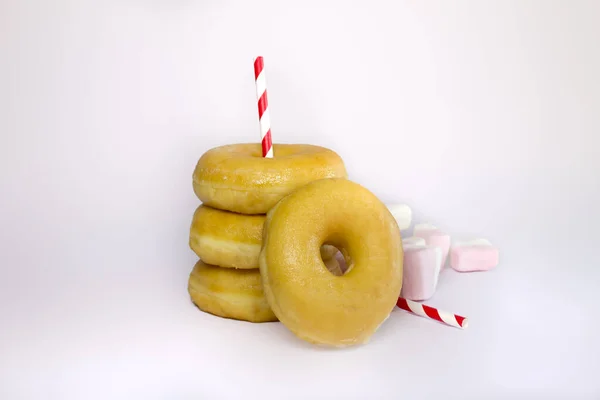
[259,178,403,347]
[189,204,338,269]
[189,205,264,269]
[192,143,347,215]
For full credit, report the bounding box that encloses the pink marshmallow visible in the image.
[450,239,499,272]
[400,244,443,301]
[334,251,348,273]
[413,223,451,268]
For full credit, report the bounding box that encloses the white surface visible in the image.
[1,0,600,398]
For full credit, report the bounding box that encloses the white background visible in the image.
[1,0,599,398]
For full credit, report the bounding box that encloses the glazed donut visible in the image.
[188,257,343,323]
[259,178,403,346]
[188,260,277,323]
[189,204,337,269]
[192,143,347,214]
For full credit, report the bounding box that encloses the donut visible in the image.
[189,204,338,269]
[259,178,403,346]
[192,143,347,214]
[188,257,343,323]
[188,260,277,323]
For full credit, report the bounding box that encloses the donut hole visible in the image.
[322,244,353,276]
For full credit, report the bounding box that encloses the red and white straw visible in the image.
[253,56,273,158]
[397,297,468,329]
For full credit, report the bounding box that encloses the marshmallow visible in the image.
[402,236,426,247]
[450,239,499,272]
[334,251,348,274]
[413,223,451,268]
[401,244,443,301]
[413,222,440,235]
[387,203,412,230]
[454,238,492,247]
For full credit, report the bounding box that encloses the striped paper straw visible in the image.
[397,297,468,329]
[253,56,273,158]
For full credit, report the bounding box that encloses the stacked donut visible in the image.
[187,142,404,347]
[187,143,348,323]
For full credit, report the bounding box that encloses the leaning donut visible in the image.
[192,143,347,214]
[189,204,338,269]
[259,178,403,346]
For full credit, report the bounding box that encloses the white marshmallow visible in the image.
[387,203,412,230]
